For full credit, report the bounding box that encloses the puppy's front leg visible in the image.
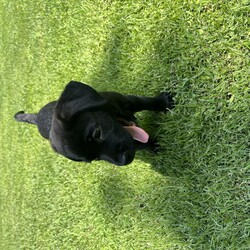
[125,92,174,113]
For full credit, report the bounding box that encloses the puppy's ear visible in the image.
[56,81,106,120]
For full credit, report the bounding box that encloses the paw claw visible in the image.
[158,92,175,110]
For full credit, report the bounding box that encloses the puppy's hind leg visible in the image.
[14,111,38,125]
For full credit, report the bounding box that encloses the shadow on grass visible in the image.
[86,8,249,248]
[85,14,208,246]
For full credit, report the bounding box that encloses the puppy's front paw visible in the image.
[157,92,175,111]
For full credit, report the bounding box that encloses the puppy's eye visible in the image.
[93,126,102,141]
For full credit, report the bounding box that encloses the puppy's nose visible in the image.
[120,150,133,165]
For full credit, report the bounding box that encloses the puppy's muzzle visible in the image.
[99,147,135,166]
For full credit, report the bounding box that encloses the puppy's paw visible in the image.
[148,137,160,153]
[136,137,160,153]
[157,92,175,111]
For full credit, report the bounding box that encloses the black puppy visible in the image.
[14,81,174,166]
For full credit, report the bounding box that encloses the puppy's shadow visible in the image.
[86,8,204,243]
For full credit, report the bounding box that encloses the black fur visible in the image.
[14,81,174,166]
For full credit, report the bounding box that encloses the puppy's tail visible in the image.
[14,111,38,125]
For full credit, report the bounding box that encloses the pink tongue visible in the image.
[123,125,149,143]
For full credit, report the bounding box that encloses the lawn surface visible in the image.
[1,0,249,249]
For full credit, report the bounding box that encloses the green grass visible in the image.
[1,0,249,249]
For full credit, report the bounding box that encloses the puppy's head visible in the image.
[49,81,135,166]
